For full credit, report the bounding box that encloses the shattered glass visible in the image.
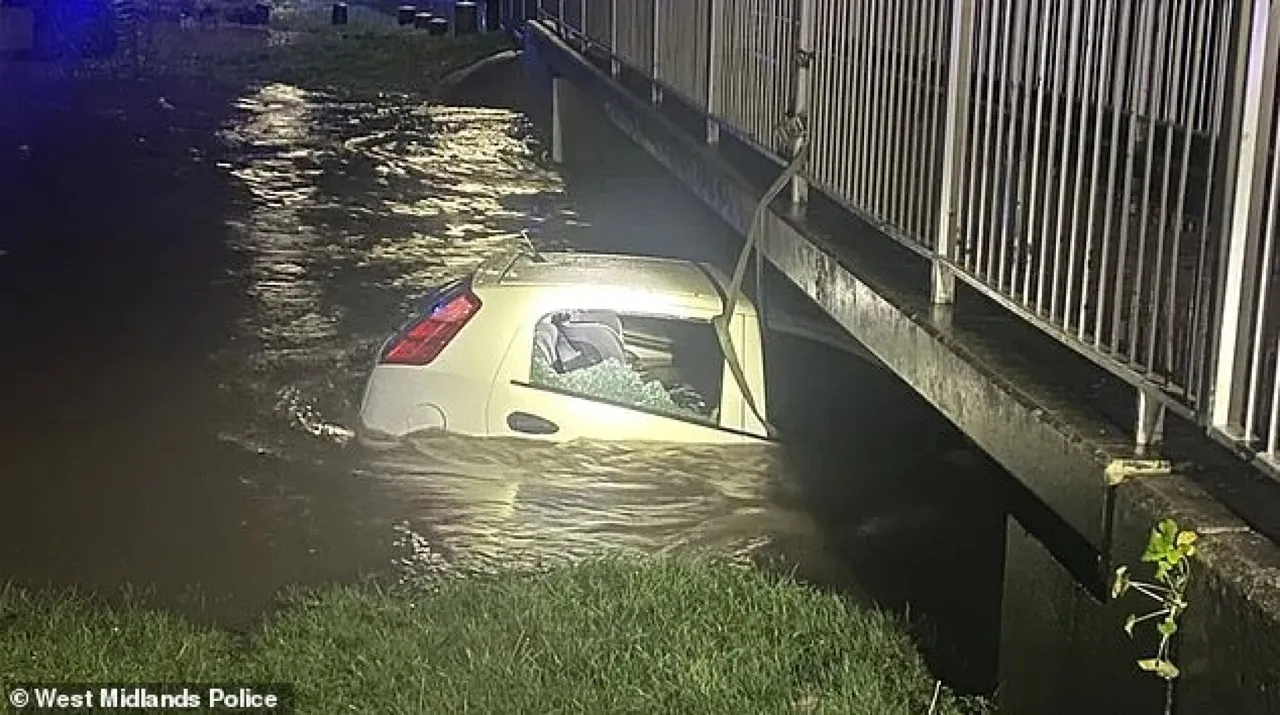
[531,354,709,422]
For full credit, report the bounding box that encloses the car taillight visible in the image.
[382,290,481,365]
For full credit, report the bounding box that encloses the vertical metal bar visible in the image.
[934,0,975,305]
[1189,3,1237,407]
[840,0,858,203]
[1137,388,1167,448]
[985,0,1015,284]
[651,0,662,102]
[1050,0,1086,322]
[966,1,995,274]
[819,3,838,197]
[1006,0,1036,297]
[904,0,924,241]
[1146,0,1190,373]
[1109,0,1155,355]
[1036,0,1068,316]
[729,3,742,139]
[866,1,886,220]
[811,3,831,191]
[1074,2,1116,339]
[852,0,872,207]
[885,0,905,230]
[1025,0,1056,308]
[790,0,815,213]
[610,0,620,76]
[1271,329,1280,455]
[922,0,944,258]
[1211,0,1278,432]
[1244,136,1278,441]
[1261,93,1280,456]
[706,0,721,143]
[1092,0,1136,347]
[551,76,565,164]
[1127,0,1170,365]
[1164,0,1208,377]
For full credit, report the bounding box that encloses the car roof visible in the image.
[473,250,752,314]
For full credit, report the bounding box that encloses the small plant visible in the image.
[1111,518,1199,680]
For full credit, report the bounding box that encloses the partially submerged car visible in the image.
[357,249,770,446]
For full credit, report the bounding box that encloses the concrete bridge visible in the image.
[492,1,1280,713]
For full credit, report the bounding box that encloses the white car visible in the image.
[357,249,771,446]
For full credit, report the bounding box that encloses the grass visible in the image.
[2,556,991,714]
[97,5,516,98]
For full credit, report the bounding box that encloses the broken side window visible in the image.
[529,310,725,424]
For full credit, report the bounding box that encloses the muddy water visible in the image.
[0,69,1007,692]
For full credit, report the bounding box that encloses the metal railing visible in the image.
[583,0,612,49]
[809,0,951,251]
[1210,0,1280,472]
[943,0,1240,445]
[655,0,711,109]
[536,0,1280,476]
[709,1,798,148]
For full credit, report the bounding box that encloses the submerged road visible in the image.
[0,54,1009,692]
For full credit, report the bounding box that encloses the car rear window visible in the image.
[529,310,725,424]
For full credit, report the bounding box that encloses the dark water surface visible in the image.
[0,59,1009,693]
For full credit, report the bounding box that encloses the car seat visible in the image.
[534,311,628,373]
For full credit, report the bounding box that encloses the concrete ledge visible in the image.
[1004,474,1280,714]
[1113,475,1280,714]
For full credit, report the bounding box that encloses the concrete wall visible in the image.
[523,20,1280,715]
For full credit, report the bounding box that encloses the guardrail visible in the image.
[535,0,1280,478]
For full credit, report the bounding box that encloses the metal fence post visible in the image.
[705,0,721,144]
[557,0,565,35]
[651,0,663,103]
[788,0,816,214]
[1209,0,1279,435]
[931,0,976,306]
[610,0,620,76]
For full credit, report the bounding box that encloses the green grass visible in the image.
[2,556,992,714]
[126,7,515,98]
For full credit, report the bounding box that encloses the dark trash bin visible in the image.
[427,16,448,35]
[454,1,477,34]
[331,2,347,25]
[397,5,416,25]
[413,11,431,29]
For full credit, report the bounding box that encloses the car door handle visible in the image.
[507,411,559,435]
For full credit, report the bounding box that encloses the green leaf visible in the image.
[1124,613,1138,637]
[1143,519,1179,562]
[1157,615,1178,638]
[1111,567,1130,599]
[1154,561,1172,581]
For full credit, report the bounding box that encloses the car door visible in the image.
[485,305,768,444]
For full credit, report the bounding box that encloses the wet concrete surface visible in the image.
[0,55,1011,693]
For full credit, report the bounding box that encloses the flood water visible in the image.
[0,56,1009,693]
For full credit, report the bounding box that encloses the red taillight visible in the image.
[382,290,482,365]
